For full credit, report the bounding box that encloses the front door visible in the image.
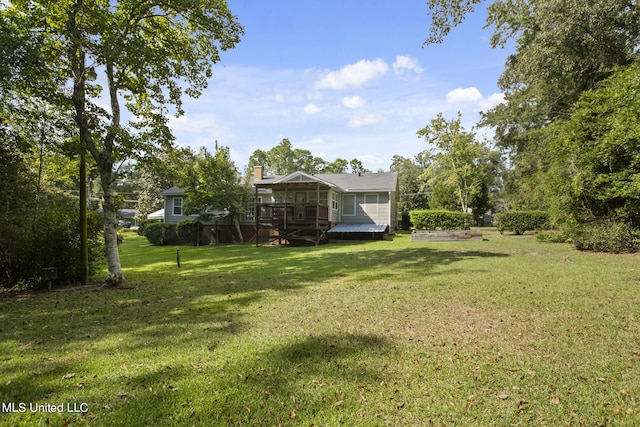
[295,192,306,220]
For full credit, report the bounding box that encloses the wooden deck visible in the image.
[256,203,330,246]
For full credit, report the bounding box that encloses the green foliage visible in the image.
[535,228,573,244]
[137,219,160,236]
[494,211,549,235]
[176,219,203,246]
[176,144,250,242]
[390,154,430,229]
[248,139,373,176]
[143,222,179,246]
[409,209,473,230]
[417,112,503,216]
[5,0,243,282]
[0,201,104,288]
[544,63,640,229]
[573,221,638,254]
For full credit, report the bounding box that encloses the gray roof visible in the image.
[254,172,398,192]
[159,186,185,196]
[317,172,397,192]
[329,223,389,233]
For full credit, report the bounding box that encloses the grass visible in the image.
[0,229,638,426]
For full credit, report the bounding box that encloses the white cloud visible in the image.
[446,87,483,104]
[348,114,382,128]
[343,95,365,109]
[314,59,389,91]
[357,154,385,169]
[274,93,286,103]
[446,87,505,111]
[304,103,321,114]
[168,114,219,134]
[479,92,505,110]
[392,55,424,75]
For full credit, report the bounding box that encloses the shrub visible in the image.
[573,221,638,253]
[409,210,473,230]
[176,219,203,245]
[137,219,160,236]
[536,227,573,244]
[0,201,104,288]
[494,211,549,235]
[144,222,179,245]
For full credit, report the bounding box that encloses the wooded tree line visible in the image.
[2,0,638,287]
[424,0,640,243]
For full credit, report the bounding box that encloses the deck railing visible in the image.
[257,203,329,224]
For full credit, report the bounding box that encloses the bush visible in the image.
[137,219,160,236]
[494,211,549,235]
[176,219,203,245]
[0,200,104,288]
[409,210,473,230]
[536,227,573,244]
[573,221,638,253]
[144,222,179,245]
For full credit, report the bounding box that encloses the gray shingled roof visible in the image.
[254,172,398,192]
[317,172,398,192]
[159,186,185,196]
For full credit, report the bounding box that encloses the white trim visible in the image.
[172,197,183,216]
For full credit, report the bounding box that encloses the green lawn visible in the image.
[1,229,638,426]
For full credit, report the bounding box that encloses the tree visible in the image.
[424,0,640,220]
[390,154,430,228]
[247,138,327,176]
[417,113,502,217]
[321,158,349,173]
[7,1,243,285]
[179,145,251,242]
[545,62,640,228]
[348,158,371,174]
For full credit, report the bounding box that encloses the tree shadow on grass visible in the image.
[91,333,397,425]
[0,239,509,422]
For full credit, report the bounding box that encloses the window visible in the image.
[364,194,378,216]
[332,191,339,210]
[310,191,328,205]
[320,191,328,206]
[273,191,293,203]
[246,196,262,220]
[342,194,356,216]
[173,197,183,216]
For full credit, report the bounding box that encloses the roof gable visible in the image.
[269,171,337,187]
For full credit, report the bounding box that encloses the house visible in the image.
[154,186,231,243]
[156,166,398,245]
[251,166,398,245]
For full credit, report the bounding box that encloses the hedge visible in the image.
[494,211,549,235]
[176,219,203,246]
[137,219,160,236]
[143,222,179,245]
[143,220,204,246]
[409,210,473,230]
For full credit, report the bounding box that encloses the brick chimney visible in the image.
[253,165,264,180]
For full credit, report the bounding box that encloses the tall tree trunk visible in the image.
[100,166,124,284]
[233,214,244,243]
[99,60,126,285]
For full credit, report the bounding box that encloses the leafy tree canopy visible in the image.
[3,0,243,284]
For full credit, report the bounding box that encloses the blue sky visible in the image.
[168,0,513,172]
